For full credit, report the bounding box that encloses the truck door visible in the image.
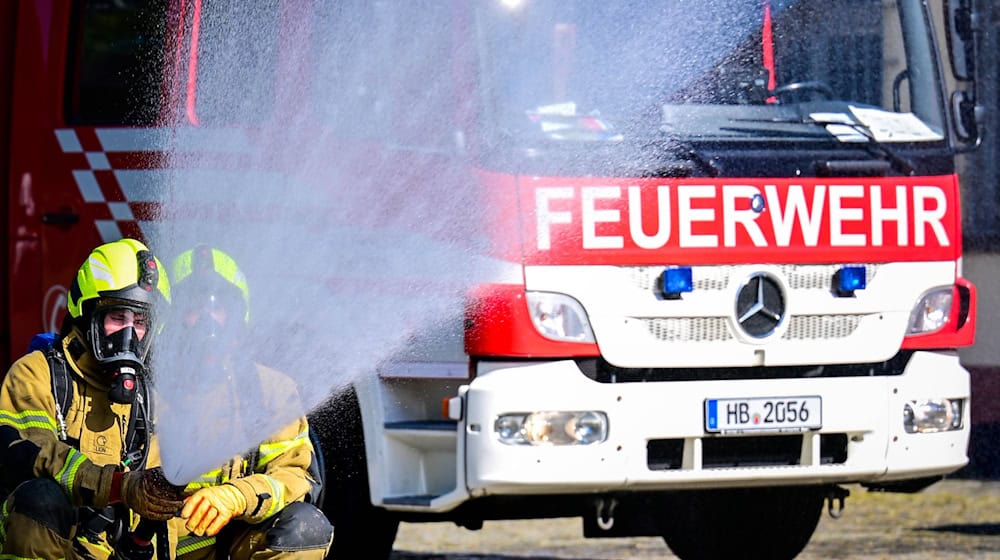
[6,0,170,360]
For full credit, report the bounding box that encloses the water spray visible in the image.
[148,2,501,485]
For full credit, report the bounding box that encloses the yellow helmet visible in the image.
[67,238,170,367]
[171,244,250,324]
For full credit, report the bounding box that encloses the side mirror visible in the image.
[944,0,983,150]
[950,90,984,144]
[944,0,978,81]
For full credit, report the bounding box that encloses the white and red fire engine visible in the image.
[0,1,988,559]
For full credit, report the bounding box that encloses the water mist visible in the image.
[148,2,505,485]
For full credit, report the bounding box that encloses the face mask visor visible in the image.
[169,285,248,368]
[90,303,152,368]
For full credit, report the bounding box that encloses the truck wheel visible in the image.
[661,486,824,560]
[309,388,399,560]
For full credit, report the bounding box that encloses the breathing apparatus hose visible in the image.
[116,379,169,560]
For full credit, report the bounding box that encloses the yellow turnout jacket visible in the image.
[0,329,126,509]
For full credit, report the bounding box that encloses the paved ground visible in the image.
[390,478,1000,559]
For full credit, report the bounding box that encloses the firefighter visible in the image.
[0,238,185,557]
[164,244,333,558]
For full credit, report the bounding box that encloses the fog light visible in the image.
[903,399,963,433]
[494,411,608,445]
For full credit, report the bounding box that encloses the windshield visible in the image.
[478,0,946,145]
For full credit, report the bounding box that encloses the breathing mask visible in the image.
[173,286,247,370]
[168,244,252,374]
[89,303,153,404]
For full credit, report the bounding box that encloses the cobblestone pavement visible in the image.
[390,479,1000,559]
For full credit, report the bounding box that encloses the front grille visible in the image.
[783,315,863,340]
[703,435,801,468]
[643,317,733,342]
[626,264,879,343]
[646,433,849,471]
[647,439,684,471]
[625,264,879,294]
[638,313,865,342]
[578,351,912,383]
[820,433,849,464]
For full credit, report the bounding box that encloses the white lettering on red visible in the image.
[766,184,825,246]
[871,185,908,246]
[535,187,574,250]
[582,186,623,249]
[629,185,672,249]
[914,186,950,246]
[723,185,767,247]
[531,182,951,252]
[829,185,866,246]
[679,186,717,248]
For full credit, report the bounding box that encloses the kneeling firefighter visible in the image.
[0,238,186,558]
[161,244,333,558]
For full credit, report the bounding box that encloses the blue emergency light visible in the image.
[835,265,866,296]
[661,266,693,299]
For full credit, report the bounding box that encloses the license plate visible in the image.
[705,396,822,433]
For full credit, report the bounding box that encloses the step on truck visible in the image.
[0,1,986,559]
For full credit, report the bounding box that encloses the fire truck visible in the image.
[0,1,987,559]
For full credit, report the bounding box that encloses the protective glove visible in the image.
[181,483,247,536]
[115,467,186,521]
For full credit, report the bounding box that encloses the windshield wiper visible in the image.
[835,120,916,176]
[718,124,831,138]
[730,116,916,176]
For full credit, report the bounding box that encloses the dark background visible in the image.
[958,0,1000,480]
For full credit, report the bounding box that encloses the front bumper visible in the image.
[463,350,969,496]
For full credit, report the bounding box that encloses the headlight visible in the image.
[906,287,953,335]
[903,399,963,433]
[495,411,608,445]
[526,292,595,343]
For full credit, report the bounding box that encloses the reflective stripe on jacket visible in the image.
[0,330,127,508]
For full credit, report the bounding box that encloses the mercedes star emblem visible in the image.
[735,272,785,338]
